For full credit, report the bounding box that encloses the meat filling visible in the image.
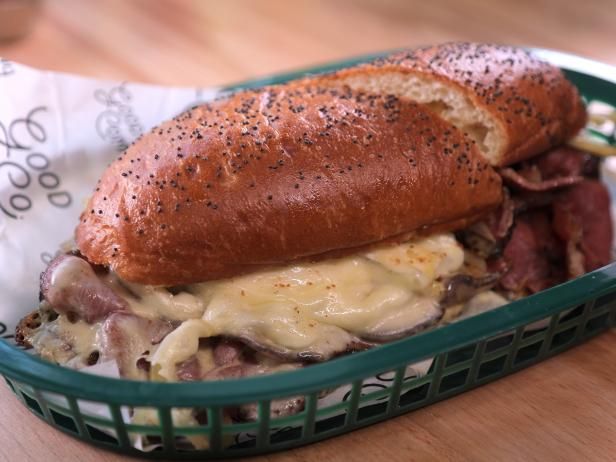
[484,148,612,296]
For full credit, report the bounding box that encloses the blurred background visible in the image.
[0,0,615,86]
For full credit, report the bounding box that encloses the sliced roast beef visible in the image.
[496,212,566,294]
[457,190,513,258]
[512,190,557,214]
[535,147,599,179]
[176,340,246,382]
[440,272,503,307]
[499,147,598,193]
[552,180,613,273]
[41,254,128,323]
[482,147,611,295]
[213,339,244,366]
[499,167,583,192]
[176,356,202,381]
[486,189,515,240]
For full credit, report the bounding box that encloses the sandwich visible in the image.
[15,43,612,421]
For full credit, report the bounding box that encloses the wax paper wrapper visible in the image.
[0,59,220,336]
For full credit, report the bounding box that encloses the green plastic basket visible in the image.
[1,49,616,459]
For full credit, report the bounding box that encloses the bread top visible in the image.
[319,42,586,166]
[76,84,502,285]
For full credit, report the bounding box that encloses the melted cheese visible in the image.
[366,235,465,288]
[190,234,464,353]
[127,287,205,321]
[59,316,101,354]
[457,290,508,320]
[102,277,206,322]
[29,316,100,367]
[150,320,214,381]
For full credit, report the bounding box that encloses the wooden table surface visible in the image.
[1,1,616,461]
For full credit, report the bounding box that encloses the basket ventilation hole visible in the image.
[478,355,507,379]
[50,409,78,434]
[513,342,543,365]
[22,394,43,416]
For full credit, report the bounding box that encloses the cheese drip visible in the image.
[28,315,101,367]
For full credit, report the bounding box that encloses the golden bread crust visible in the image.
[322,43,586,166]
[76,84,502,285]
